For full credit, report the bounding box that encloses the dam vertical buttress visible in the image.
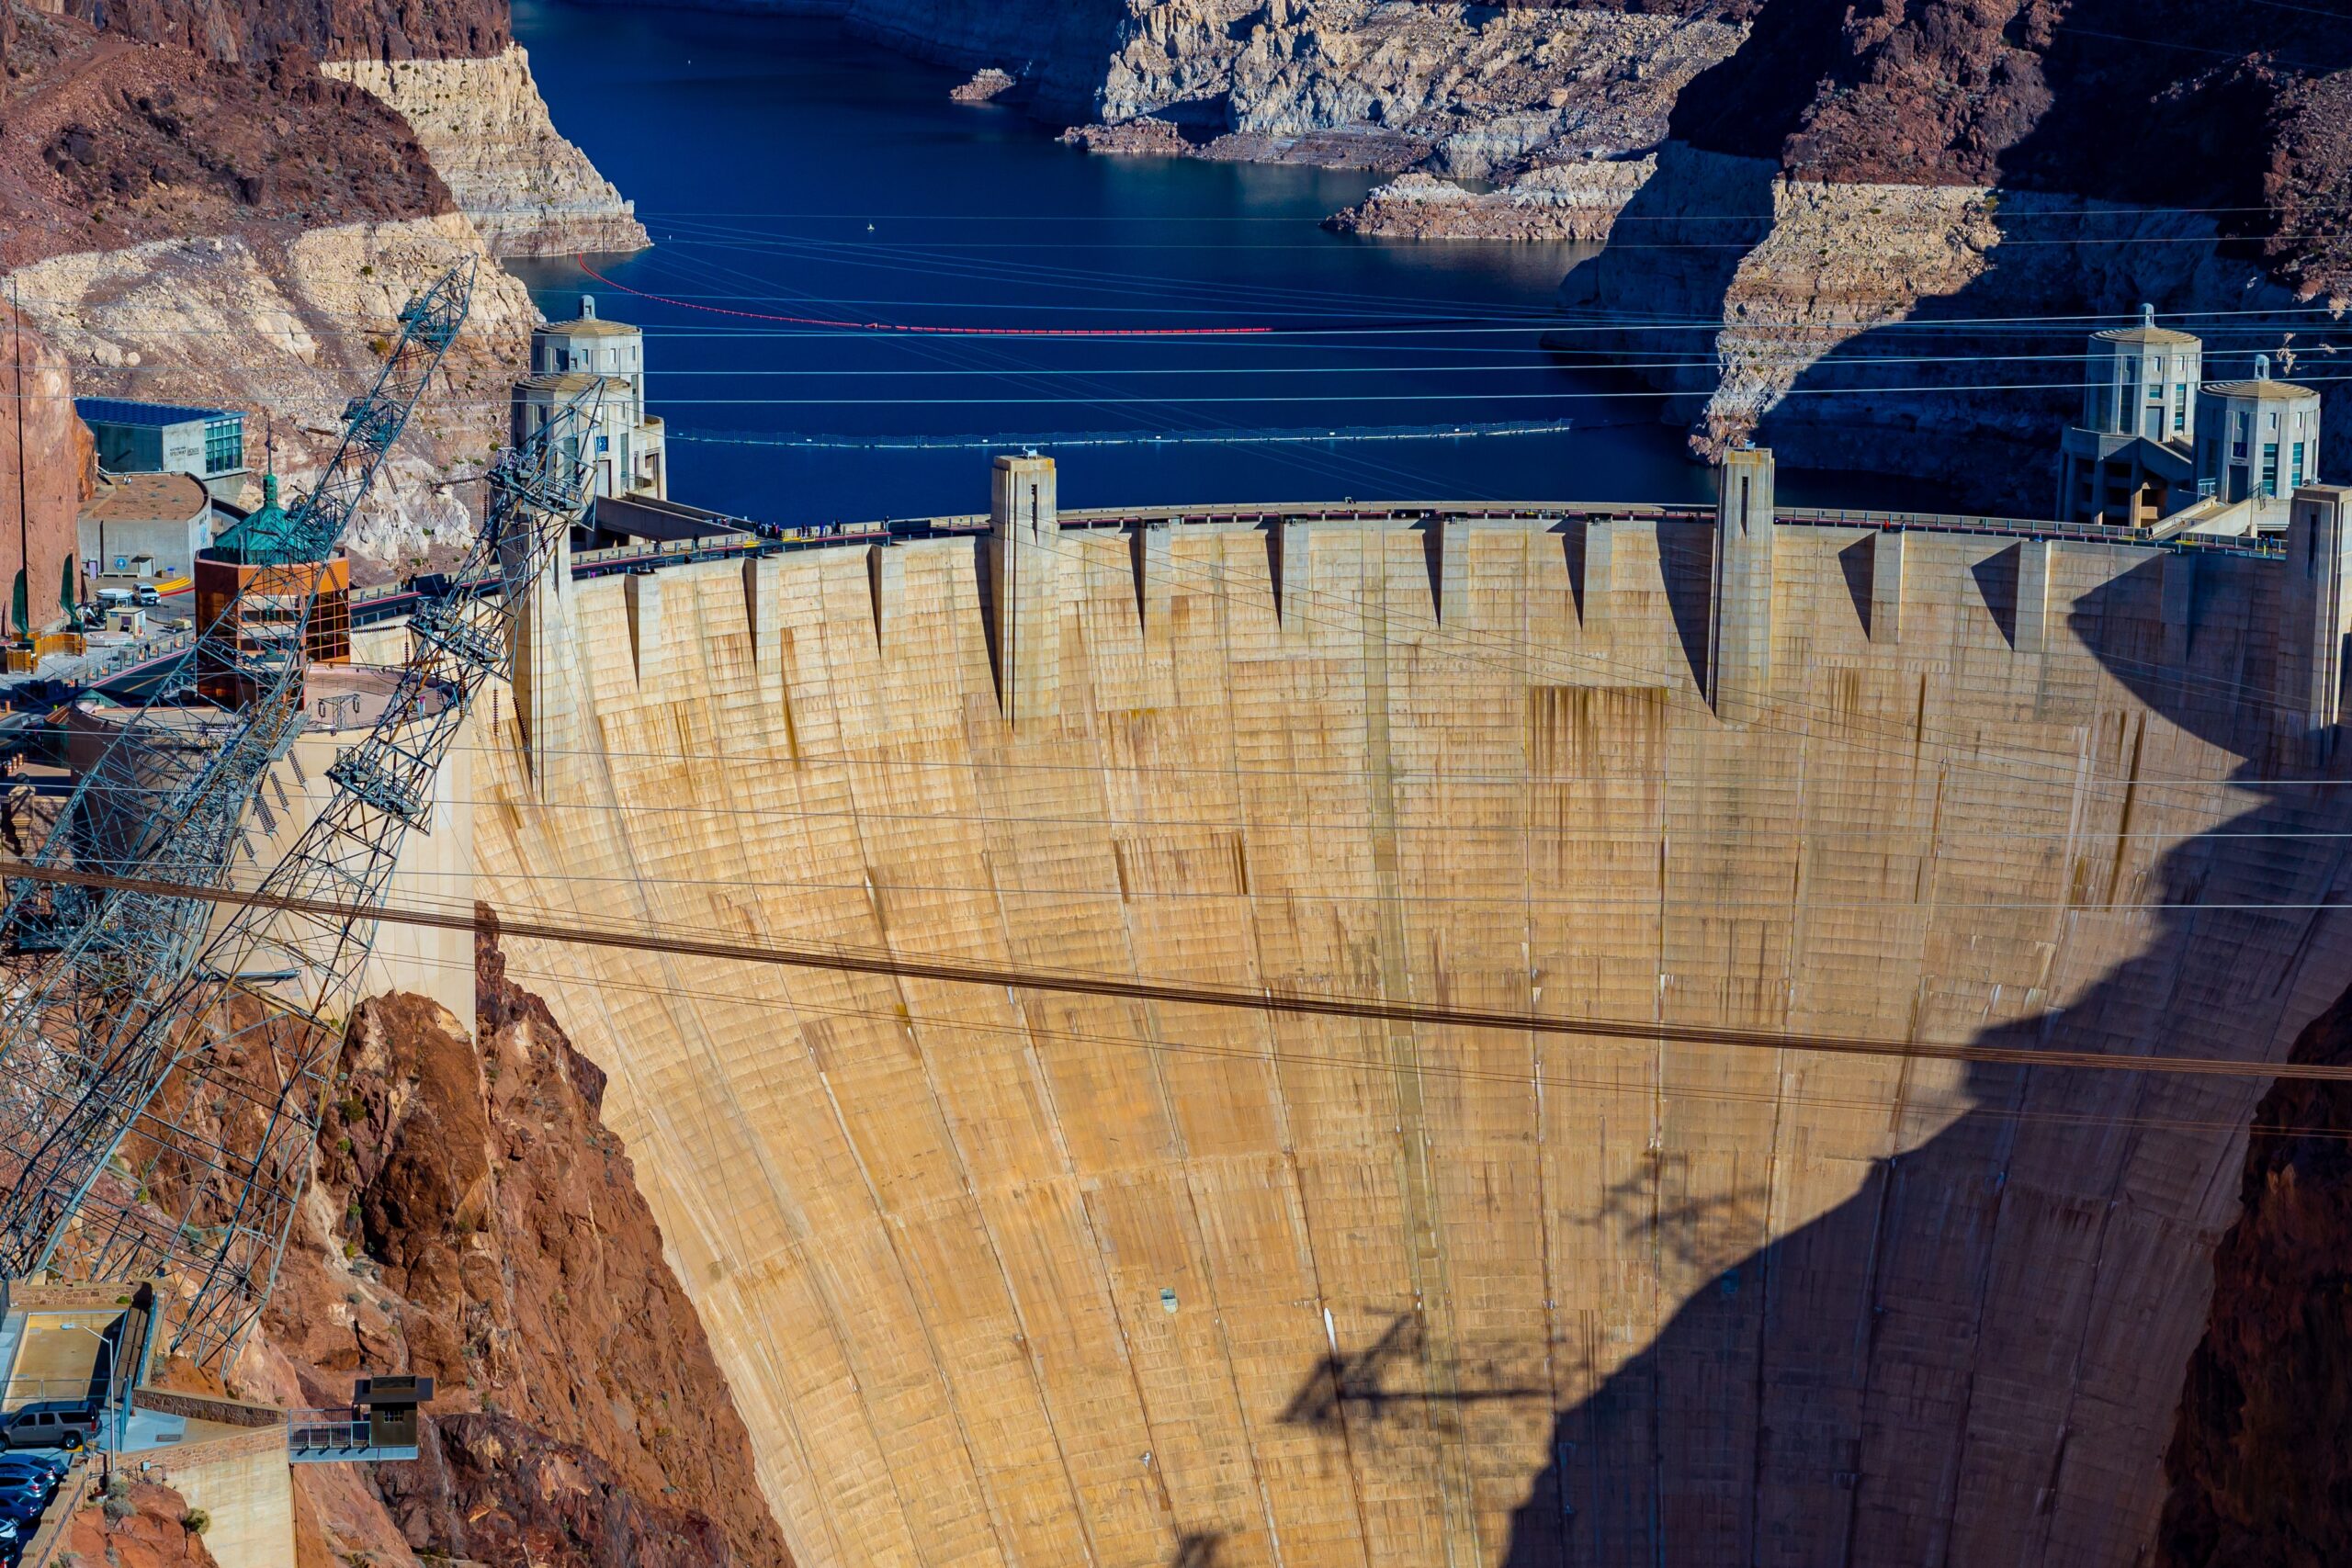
[1710,447,1776,723]
[990,453,1060,724]
[2279,484,2352,756]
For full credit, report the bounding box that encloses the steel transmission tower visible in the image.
[132,386,603,1361]
[0,262,476,1321]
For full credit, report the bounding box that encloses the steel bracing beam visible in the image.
[47,387,600,1364]
[0,262,477,1330]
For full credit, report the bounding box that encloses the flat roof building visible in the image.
[74,398,247,502]
[77,470,211,583]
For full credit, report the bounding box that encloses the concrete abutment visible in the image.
[2278,484,2352,759]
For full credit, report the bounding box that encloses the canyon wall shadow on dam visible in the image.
[1488,568,2352,1566]
[467,498,2352,1568]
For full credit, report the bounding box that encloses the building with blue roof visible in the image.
[74,398,248,502]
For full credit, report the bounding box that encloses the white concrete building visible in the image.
[2056,305,2201,526]
[2195,353,2324,520]
[2056,310,2325,536]
[511,296,666,502]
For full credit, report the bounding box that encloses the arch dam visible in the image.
[401,451,2352,1567]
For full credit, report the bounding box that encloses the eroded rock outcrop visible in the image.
[228,913,794,1567]
[0,2,458,271]
[0,0,537,573]
[58,1476,221,1568]
[54,0,510,67]
[1547,0,2352,497]
[1326,155,1654,241]
[4,212,535,570]
[949,66,1016,104]
[1,0,648,570]
[1050,0,1741,182]
[322,48,650,255]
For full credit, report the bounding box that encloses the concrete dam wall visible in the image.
[456,460,2352,1567]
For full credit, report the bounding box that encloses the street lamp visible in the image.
[52,1323,121,1465]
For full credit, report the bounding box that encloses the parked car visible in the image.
[0,1452,69,1479]
[0,1404,97,1451]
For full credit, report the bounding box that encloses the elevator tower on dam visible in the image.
[391,450,2352,1567]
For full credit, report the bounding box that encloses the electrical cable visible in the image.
[4,857,2340,1085]
[372,944,2352,1155]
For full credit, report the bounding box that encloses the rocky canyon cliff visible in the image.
[571,0,2351,508]
[135,914,794,1567]
[0,0,642,570]
[2160,980,2352,1568]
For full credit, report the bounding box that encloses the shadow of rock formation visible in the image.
[1488,562,2352,1564]
[1553,0,2352,513]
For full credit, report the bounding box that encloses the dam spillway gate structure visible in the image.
[202,448,2352,1563]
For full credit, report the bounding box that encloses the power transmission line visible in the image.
[5,859,2339,1086]
[383,943,2352,1151]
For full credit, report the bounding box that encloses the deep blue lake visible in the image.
[508,2,1896,525]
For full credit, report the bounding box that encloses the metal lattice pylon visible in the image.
[0,262,476,1306]
[53,386,603,1363]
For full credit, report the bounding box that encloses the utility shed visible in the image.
[74,398,247,501]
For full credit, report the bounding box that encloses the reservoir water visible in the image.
[509,1,1889,524]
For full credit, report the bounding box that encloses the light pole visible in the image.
[52,1322,120,1470]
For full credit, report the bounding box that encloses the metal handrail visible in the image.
[286,1409,370,1451]
[0,1376,107,1400]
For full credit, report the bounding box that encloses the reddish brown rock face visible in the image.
[2265,71,2352,302]
[0,7,456,269]
[249,910,794,1567]
[378,1413,759,1568]
[55,0,509,64]
[2159,983,2352,1567]
[58,1478,222,1568]
[1670,0,2352,295]
[0,304,92,636]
